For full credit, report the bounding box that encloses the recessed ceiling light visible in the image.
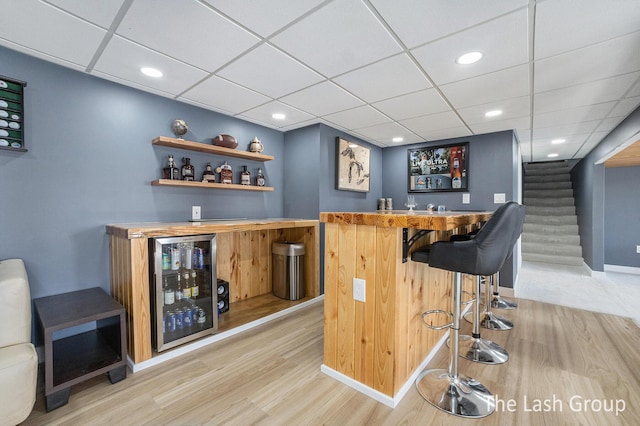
[392,137,404,143]
[547,153,559,158]
[551,138,566,144]
[455,51,483,65]
[485,110,503,117]
[272,113,286,120]
[140,67,163,78]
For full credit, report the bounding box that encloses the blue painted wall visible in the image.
[0,46,285,299]
[604,166,640,268]
[572,105,640,272]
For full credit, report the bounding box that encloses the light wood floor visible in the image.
[23,297,640,425]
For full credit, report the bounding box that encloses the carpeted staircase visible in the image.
[522,161,584,266]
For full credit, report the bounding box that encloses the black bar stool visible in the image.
[411,201,522,418]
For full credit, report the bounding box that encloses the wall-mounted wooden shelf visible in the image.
[151,179,273,192]
[152,136,274,162]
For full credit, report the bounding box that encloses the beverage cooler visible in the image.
[150,234,217,352]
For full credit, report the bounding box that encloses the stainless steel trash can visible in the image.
[272,241,305,300]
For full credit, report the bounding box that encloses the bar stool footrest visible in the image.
[421,310,454,330]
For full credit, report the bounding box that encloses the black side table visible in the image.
[33,287,127,411]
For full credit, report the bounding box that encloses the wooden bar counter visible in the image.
[320,210,491,404]
[106,218,319,364]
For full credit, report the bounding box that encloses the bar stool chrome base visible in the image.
[415,369,496,418]
[457,335,509,364]
[491,294,518,310]
[474,311,514,330]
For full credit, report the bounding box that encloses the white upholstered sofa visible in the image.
[0,259,37,426]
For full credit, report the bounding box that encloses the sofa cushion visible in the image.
[0,259,31,348]
[0,343,37,426]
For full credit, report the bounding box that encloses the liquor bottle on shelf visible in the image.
[240,165,251,185]
[163,276,175,306]
[181,157,195,181]
[163,155,180,180]
[218,161,233,184]
[202,163,216,183]
[190,270,199,298]
[182,271,192,299]
[255,168,265,187]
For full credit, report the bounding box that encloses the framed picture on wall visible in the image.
[336,137,370,192]
[408,142,469,192]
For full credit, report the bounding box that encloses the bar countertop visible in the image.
[320,210,492,231]
[106,218,319,239]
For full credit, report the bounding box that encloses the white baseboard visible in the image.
[127,295,325,373]
[604,264,640,275]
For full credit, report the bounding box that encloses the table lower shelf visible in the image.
[52,329,124,390]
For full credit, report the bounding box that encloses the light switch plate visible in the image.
[462,193,470,204]
[636,245,640,254]
[353,278,366,302]
[192,206,201,220]
[494,193,506,204]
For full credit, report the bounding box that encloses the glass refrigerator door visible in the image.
[152,234,217,352]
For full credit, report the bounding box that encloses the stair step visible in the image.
[522,232,581,245]
[524,189,574,198]
[525,167,572,176]
[522,252,585,266]
[522,241,583,257]
[525,161,567,170]
[524,197,575,207]
[525,173,571,183]
[525,205,576,215]
[523,222,579,235]
[524,181,573,190]
[525,214,577,225]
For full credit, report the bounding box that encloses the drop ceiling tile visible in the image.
[0,0,106,66]
[535,0,640,59]
[46,0,125,28]
[117,0,259,72]
[610,96,640,118]
[457,96,530,124]
[532,121,601,140]
[93,35,208,95]
[400,111,467,134]
[469,116,530,135]
[217,43,323,98]
[626,79,640,98]
[534,72,640,114]
[322,105,391,130]
[279,81,364,116]
[372,89,451,121]
[239,101,315,129]
[412,9,529,85]
[535,32,640,93]
[595,116,626,133]
[533,102,616,129]
[333,54,431,103]
[202,0,326,37]
[278,118,322,132]
[378,133,425,146]
[270,0,402,77]
[440,64,530,109]
[515,129,531,143]
[370,0,527,49]
[420,126,473,142]
[575,132,609,158]
[180,75,271,115]
[91,70,178,99]
[351,121,413,142]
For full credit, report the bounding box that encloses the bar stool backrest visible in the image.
[428,201,522,276]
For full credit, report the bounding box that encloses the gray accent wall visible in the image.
[572,105,640,272]
[0,46,285,299]
[604,166,640,268]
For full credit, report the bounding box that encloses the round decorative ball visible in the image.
[172,119,188,139]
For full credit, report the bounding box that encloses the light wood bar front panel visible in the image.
[107,219,319,364]
[321,211,483,398]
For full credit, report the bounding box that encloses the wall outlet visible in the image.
[494,193,506,204]
[192,206,201,220]
[353,278,366,302]
[636,245,640,254]
[462,193,470,204]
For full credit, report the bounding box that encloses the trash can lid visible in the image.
[272,241,305,256]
